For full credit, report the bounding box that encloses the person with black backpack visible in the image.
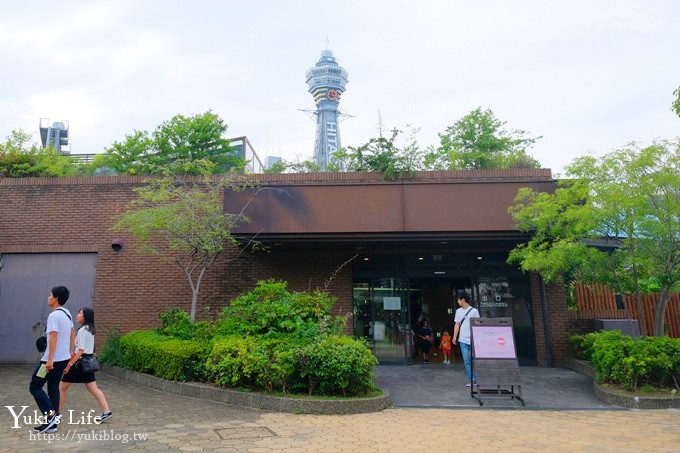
[29,286,74,434]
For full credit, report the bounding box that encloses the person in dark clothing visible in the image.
[417,320,433,363]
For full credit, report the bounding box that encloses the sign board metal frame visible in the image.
[469,317,525,406]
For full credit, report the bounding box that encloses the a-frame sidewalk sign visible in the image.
[470,317,525,406]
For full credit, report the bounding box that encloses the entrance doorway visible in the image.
[353,277,471,365]
[353,276,536,365]
[353,278,410,364]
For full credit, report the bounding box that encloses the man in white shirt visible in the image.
[452,292,480,386]
[29,286,74,433]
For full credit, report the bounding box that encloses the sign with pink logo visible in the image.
[471,325,516,359]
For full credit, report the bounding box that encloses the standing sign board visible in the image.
[470,317,525,406]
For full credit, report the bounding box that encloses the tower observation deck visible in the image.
[305,50,349,169]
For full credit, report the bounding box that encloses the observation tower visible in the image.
[305,50,349,169]
[39,118,69,154]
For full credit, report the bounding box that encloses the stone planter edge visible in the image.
[101,364,393,414]
[563,357,680,409]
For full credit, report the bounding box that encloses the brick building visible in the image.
[0,170,571,367]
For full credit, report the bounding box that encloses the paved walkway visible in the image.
[1,365,679,452]
[374,363,614,409]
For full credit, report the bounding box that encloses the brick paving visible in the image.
[1,365,679,452]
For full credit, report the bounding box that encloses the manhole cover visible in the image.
[214,427,276,440]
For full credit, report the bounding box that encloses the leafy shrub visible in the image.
[119,330,210,381]
[589,330,633,385]
[571,330,680,390]
[205,334,377,396]
[157,307,213,340]
[0,130,81,178]
[624,337,680,389]
[295,336,378,396]
[205,335,294,392]
[118,281,378,397]
[216,280,340,338]
[205,335,261,388]
[569,332,601,361]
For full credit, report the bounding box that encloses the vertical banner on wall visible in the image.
[470,317,525,406]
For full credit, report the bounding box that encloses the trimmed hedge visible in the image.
[119,330,210,382]
[204,334,377,396]
[570,330,680,390]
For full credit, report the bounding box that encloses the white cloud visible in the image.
[1,0,678,171]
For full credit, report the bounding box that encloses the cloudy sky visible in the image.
[2,1,678,175]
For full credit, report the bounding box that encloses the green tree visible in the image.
[101,130,154,175]
[262,158,288,174]
[428,107,541,170]
[334,125,424,179]
[672,86,680,118]
[0,129,80,177]
[268,122,425,181]
[276,157,323,173]
[509,140,680,337]
[99,111,245,175]
[112,163,262,321]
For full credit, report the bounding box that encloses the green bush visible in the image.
[296,336,378,396]
[205,335,296,392]
[569,332,601,361]
[216,280,340,338]
[118,282,378,397]
[157,307,213,340]
[205,334,377,396]
[590,330,633,385]
[205,335,261,388]
[570,330,680,390]
[0,130,81,178]
[624,337,680,389]
[119,330,210,381]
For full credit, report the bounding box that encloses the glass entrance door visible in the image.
[353,278,411,364]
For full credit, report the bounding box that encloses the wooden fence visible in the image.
[568,282,680,338]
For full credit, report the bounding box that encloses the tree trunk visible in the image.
[190,288,199,322]
[189,266,208,322]
[653,285,670,337]
[615,279,636,337]
[631,263,648,337]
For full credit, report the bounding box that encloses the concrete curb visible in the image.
[102,364,393,414]
[563,358,680,409]
[562,357,595,379]
[592,384,680,409]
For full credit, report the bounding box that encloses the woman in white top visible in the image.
[59,307,112,423]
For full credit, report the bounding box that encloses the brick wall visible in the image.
[1,174,573,362]
[221,249,354,324]
[530,274,570,367]
[0,177,354,335]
